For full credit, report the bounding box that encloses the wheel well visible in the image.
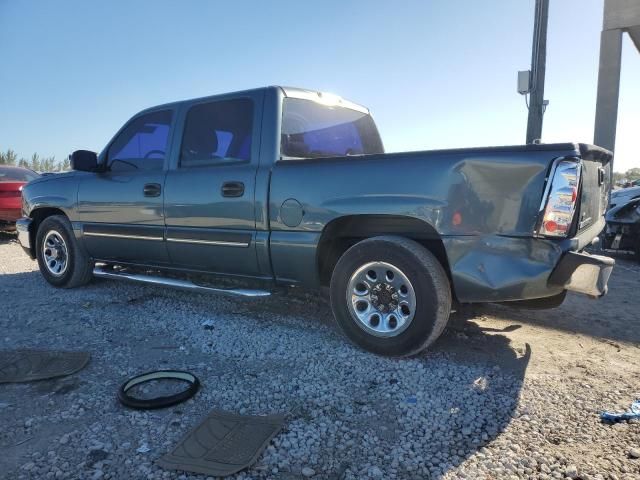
[316,215,453,290]
[30,207,67,242]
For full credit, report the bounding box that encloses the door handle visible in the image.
[143,183,162,197]
[221,181,245,197]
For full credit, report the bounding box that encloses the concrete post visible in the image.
[594,0,640,161]
[594,28,623,153]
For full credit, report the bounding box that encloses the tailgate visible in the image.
[576,144,612,232]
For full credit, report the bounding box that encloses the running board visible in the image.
[92,266,271,298]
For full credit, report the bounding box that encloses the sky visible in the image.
[0,0,638,172]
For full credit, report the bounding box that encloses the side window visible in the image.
[108,110,173,172]
[180,98,253,168]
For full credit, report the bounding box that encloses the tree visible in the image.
[626,167,640,180]
[0,149,18,165]
[613,167,640,184]
[59,156,71,171]
[40,156,57,172]
[1,148,67,171]
[29,153,41,172]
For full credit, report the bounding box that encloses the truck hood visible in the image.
[27,171,78,186]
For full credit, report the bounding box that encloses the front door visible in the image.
[77,109,174,265]
[163,95,262,277]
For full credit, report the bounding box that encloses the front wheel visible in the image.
[35,215,93,288]
[330,236,451,357]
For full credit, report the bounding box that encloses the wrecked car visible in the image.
[0,165,39,231]
[16,86,614,356]
[602,197,640,260]
[609,185,640,209]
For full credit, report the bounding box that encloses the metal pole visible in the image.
[526,0,550,144]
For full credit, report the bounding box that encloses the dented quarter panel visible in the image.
[442,235,564,302]
[268,144,579,298]
[269,146,575,237]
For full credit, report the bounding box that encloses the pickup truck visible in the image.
[17,86,615,356]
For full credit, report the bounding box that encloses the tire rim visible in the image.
[346,261,416,337]
[42,230,68,277]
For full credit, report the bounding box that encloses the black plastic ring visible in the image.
[117,370,200,410]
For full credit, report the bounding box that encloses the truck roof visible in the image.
[136,86,370,116]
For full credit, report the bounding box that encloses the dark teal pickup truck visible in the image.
[17,86,614,356]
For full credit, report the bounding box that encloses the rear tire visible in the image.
[330,236,451,356]
[35,215,93,288]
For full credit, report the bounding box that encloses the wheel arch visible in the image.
[27,207,69,257]
[316,214,454,297]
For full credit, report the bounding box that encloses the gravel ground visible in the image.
[0,233,639,480]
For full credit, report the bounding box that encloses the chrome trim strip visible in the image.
[83,231,164,241]
[166,237,249,247]
[92,266,270,297]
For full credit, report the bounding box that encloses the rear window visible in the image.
[281,98,383,159]
[180,98,254,168]
[0,166,39,182]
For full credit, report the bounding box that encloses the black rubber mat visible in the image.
[0,350,90,383]
[157,409,285,477]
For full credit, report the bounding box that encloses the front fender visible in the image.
[22,174,79,218]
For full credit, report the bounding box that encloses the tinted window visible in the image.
[281,98,383,159]
[180,98,253,168]
[0,166,39,182]
[108,110,173,172]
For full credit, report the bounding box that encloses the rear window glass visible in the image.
[0,166,39,182]
[281,98,383,159]
[180,98,254,168]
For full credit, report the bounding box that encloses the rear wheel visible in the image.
[35,215,93,288]
[330,236,451,356]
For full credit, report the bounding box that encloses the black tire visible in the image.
[330,236,451,357]
[35,215,93,288]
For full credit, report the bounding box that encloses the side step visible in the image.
[93,266,271,298]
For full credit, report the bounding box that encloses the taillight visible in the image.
[536,159,581,238]
[0,190,21,197]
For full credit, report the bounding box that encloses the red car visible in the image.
[0,165,40,231]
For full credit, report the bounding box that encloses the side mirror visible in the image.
[70,150,100,172]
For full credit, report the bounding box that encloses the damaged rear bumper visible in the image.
[549,251,614,297]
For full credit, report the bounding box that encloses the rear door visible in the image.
[163,92,264,277]
[77,109,174,264]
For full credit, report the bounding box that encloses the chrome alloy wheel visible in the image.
[346,261,416,337]
[42,230,69,277]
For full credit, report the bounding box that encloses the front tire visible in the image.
[330,236,451,356]
[35,215,93,288]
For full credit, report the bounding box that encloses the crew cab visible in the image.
[17,86,614,356]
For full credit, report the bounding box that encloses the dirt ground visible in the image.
[0,232,638,479]
[449,255,640,383]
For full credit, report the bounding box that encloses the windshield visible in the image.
[281,98,383,159]
[0,166,39,182]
